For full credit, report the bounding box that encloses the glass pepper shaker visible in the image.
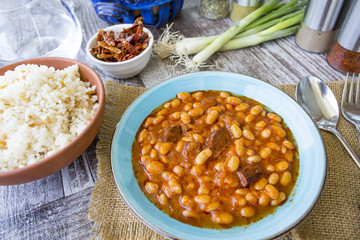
[199,0,230,20]
[327,1,360,74]
[230,0,264,23]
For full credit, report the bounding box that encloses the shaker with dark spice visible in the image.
[199,0,230,20]
[328,42,360,74]
[327,1,360,74]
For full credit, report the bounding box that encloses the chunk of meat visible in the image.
[206,127,231,158]
[237,164,264,187]
[163,124,182,143]
[201,97,218,108]
[182,142,200,161]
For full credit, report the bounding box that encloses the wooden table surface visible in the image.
[0,0,345,239]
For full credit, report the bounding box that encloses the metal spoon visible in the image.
[296,76,360,168]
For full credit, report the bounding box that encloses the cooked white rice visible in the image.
[0,64,98,172]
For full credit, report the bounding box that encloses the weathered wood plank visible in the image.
[0,188,94,240]
[0,172,63,221]
[61,154,94,197]
[86,138,100,182]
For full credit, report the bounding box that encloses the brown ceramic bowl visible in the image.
[0,57,105,185]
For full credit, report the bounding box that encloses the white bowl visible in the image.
[86,24,153,79]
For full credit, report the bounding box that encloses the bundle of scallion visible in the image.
[154,0,308,72]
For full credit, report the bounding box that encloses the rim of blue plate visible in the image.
[111,71,327,240]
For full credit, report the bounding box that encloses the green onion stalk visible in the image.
[220,14,303,51]
[191,0,282,67]
[176,10,304,55]
[154,0,308,71]
[243,0,307,30]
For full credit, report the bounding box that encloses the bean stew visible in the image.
[132,90,298,229]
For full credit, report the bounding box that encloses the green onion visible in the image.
[191,0,282,67]
[244,0,308,30]
[235,9,304,38]
[176,1,305,44]
[221,26,299,52]
[154,0,308,71]
[176,10,304,55]
[220,14,303,51]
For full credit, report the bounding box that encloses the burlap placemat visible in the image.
[89,80,360,240]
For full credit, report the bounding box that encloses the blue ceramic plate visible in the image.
[111,72,327,240]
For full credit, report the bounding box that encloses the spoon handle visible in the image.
[331,128,360,168]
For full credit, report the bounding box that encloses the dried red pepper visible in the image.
[327,41,360,74]
[90,17,150,62]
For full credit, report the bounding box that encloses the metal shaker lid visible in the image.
[304,0,345,31]
[337,1,360,52]
[233,0,264,7]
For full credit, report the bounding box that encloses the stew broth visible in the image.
[132,90,298,229]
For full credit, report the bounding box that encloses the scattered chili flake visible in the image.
[90,17,151,62]
[327,41,360,74]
